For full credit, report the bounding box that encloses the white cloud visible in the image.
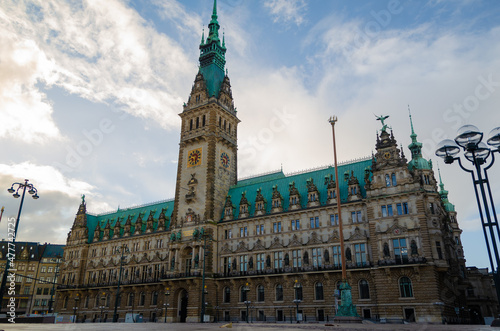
[0,0,196,135]
[0,29,61,143]
[263,0,307,26]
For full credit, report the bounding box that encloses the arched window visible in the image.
[399,277,413,298]
[315,282,324,300]
[152,291,158,305]
[295,283,303,300]
[127,293,135,306]
[275,284,283,301]
[189,119,193,131]
[391,173,397,186]
[94,295,99,307]
[359,279,370,299]
[224,287,231,303]
[106,294,111,307]
[257,285,265,302]
[63,296,69,309]
[385,174,391,187]
[240,286,247,302]
[84,295,89,308]
[139,292,146,306]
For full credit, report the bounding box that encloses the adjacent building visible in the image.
[55,0,497,324]
[0,241,63,315]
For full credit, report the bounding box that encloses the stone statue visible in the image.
[346,247,352,261]
[375,114,391,133]
[194,254,199,267]
[411,240,418,256]
[383,243,390,257]
[266,255,271,268]
[303,251,309,265]
[249,257,254,269]
[284,254,289,266]
[324,249,330,263]
[170,256,175,270]
[232,258,237,270]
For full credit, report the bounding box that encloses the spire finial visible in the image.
[408,105,415,135]
[212,0,218,19]
[201,28,205,45]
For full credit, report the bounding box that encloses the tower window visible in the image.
[196,117,199,129]
[392,173,397,186]
[202,115,206,126]
[190,119,193,131]
[219,117,222,127]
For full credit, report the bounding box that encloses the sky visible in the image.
[0,0,499,269]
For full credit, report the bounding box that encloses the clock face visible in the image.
[187,148,202,167]
[384,152,391,159]
[220,152,230,168]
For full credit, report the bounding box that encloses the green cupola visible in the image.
[438,167,455,212]
[407,106,432,171]
[198,0,226,97]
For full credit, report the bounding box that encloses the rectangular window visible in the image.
[256,253,265,271]
[43,288,49,295]
[310,217,319,229]
[403,202,409,214]
[381,205,393,217]
[354,243,367,267]
[274,251,283,269]
[393,238,408,263]
[357,211,362,223]
[256,224,264,235]
[312,248,322,267]
[292,249,302,268]
[37,287,42,295]
[291,220,300,231]
[332,246,341,267]
[352,211,362,223]
[430,202,435,214]
[330,214,338,226]
[381,205,387,217]
[273,222,282,233]
[23,287,30,295]
[239,255,248,272]
[41,266,47,273]
[397,203,403,215]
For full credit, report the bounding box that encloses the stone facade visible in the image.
[54,0,496,325]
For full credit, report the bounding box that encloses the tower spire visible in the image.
[407,105,432,171]
[198,0,226,96]
[437,164,455,212]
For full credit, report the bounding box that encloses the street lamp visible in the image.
[99,292,106,322]
[73,293,80,323]
[112,245,129,322]
[164,287,170,323]
[242,283,250,323]
[436,124,500,304]
[293,280,302,323]
[0,179,39,313]
[48,255,62,315]
[195,229,212,323]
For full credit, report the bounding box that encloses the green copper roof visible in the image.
[407,106,432,171]
[86,199,174,242]
[198,0,226,97]
[223,158,372,220]
[438,167,455,212]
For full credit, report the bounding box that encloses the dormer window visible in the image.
[257,202,264,211]
[329,190,336,199]
[309,193,317,202]
[291,196,297,204]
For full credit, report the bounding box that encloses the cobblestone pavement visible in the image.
[0,322,496,331]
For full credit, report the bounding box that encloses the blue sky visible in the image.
[0,0,499,270]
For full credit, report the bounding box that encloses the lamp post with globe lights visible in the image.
[164,287,170,323]
[435,124,500,304]
[0,179,39,313]
[242,283,250,323]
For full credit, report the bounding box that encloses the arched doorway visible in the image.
[179,289,188,323]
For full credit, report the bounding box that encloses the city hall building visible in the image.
[56,1,478,324]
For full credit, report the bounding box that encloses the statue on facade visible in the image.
[375,114,391,133]
[383,242,390,257]
[303,251,309,265]
[266,255,271,268]
[284,253,289,266]
[411,240,418,256]
[346,247,352,261]
[170,256,175,270]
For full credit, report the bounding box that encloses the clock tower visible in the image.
[172,0,239,227]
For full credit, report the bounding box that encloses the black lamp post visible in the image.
[436,124,500,304]
[48,255,62,315]
[113,245,129,322]
[242,283,250,323]
[99,292,106,322]
[0,179,39,312]
[196,230,212,323]
[73,294,80,323]
[293,280,302,323]
[164,287,170,323]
